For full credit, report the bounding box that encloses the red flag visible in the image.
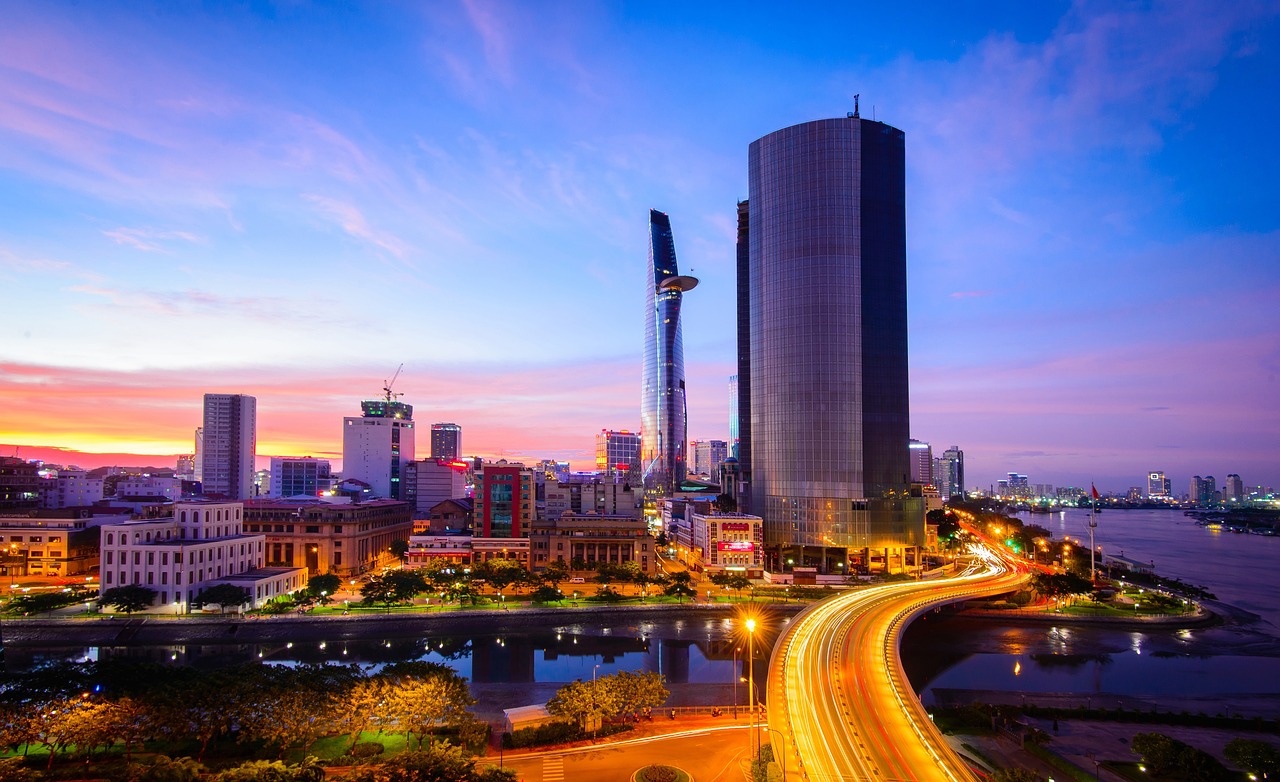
[1091,484,1100,500]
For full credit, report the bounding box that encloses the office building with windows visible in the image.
[595,429,641,480]
[200,394,256,500]
[342,400,415,500]
[473,461,534,538]
[738,114,923,573]
[430,423,462,461]
[691,439,728,478]
[1146,470,1171,498]
[268,457,333,498]
[641,209,697,498]
[908,440,932,485]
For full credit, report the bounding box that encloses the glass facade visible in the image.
[641,209,697,497]
[745,117,922,559]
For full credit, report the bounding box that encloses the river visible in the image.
[7,508,1278,715]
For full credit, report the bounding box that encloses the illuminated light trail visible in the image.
[766,542,1028,781]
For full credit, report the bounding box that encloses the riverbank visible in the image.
[3,601,807,647]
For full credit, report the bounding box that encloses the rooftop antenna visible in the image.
[853,94,860,118]
[382,363,405,403]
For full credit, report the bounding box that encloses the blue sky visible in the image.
[1,0,1277,493]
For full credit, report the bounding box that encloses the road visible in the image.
[488,723,754,781]
[766,542,1029,781]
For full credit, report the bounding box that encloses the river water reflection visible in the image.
[11,510,1278,711]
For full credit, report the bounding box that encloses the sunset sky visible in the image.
[2,1,1277,493]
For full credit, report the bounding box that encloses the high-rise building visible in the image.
[641,209,698,498]
[691,439,728,477]
[342,400,415,500]
[939,446,965,500]
[595,430,641,479]
[728,375,740,459]
[733,200,752,512]
[193,427,204,483]
[474,461,534,538]
[200,394,257,500]
[269,457,333,498]
[1146,470,1171,498]
[430,423,462,461]
[1222,473,1243,502]
[1190,475,1217,505]
[908,440,933,485]
[175,455,196,481]
[741,114,922,573]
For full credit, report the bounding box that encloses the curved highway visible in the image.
[766,543,1028,781]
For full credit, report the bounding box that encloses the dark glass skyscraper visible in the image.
[641,209,697,497]
[741,115,923,571]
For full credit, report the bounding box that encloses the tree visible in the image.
[633,571,655,601]
[654,531,669,547]
[361,569,427,609]
[98,585,157,614]
[195,584,251,614]
[390,539,410,559]
[726,574,752,598]
[530,585,564,604]
[385,669,475,749]
[305,573,342,603]
[1225,738,1280,778]
[569,556,590,572]
[714,493,737,513]
[335,676,394,752]
[546,679,619,729]
[1131,732,1182,776]
[663,571,696,603]
[541,560,569,588]
[610,671,669,716]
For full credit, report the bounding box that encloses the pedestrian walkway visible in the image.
[542,755,564,781]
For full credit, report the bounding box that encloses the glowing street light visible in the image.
[746,617,758,757]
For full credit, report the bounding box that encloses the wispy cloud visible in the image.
[302,194,412,262]
[102,227,202,252]
[948,290,993,300]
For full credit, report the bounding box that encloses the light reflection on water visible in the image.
[923,651,1280,701]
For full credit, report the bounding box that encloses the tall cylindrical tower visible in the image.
[745,116,920,567]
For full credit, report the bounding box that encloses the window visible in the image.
[133,552,141,565]
[50,550,62,558]
[161,572,167,585]
[305,526,320,534]
[106,551,113,564]
[334,552,342,565]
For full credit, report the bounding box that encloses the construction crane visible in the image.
[382,363,404,403]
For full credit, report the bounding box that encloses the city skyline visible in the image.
[1,2,1278,492]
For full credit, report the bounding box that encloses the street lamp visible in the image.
[746,617,757,757]
[732,646,741,718]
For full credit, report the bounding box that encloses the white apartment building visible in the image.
[342,400,415,500]
[40,470,105,510]
[98,500,304,612]
[116,476,183,501]
[201,394,256,500]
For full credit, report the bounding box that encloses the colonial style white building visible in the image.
[98,500,305,612]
